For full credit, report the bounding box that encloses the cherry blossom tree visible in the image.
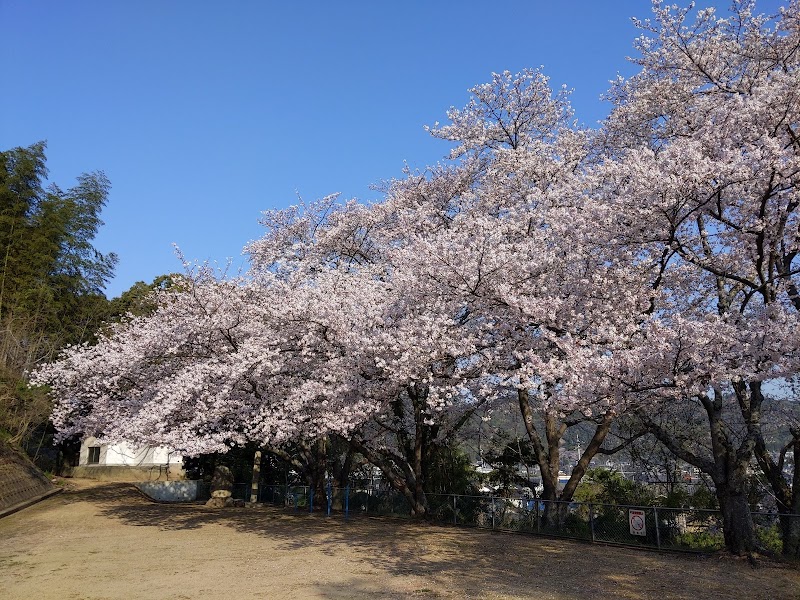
[247,189,499,515]
[423,68,651,523]
[34,260,387,454]
[32,0,800,557]
[594,0,800,555]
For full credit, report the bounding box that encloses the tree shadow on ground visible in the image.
[59,481,148,505]
[60,481,220,531]
[67,481,800,600]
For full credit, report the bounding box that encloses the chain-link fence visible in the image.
[752,511,800,554]
[255,484,412,516]
[192,481,797,554]
[426,494,725,550]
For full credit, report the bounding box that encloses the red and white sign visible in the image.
[628,509,646,536]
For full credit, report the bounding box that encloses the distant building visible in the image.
[66,436,184,481]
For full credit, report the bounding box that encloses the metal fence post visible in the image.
[326,481,332,516]
[536,499,540,533]
[654,507,661,550]
[345,484,350,520]
[309,489,314,513]
[453,494,457,525]
[589,504,596,543]
[491,496,496,530]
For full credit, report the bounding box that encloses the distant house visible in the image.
[67,436,184,481]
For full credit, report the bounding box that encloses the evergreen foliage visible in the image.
[0,142,117,444]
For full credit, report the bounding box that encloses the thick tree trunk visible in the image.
[412,389,425,513]
[784,432,800,557]
[333,437,356,490]
[309,437,328,508]
[348,437,428,516]
[780,514,800,557]
[545,500,574,529]
[641,387,761,556]
[559,412,614,502]
[260,438,328,507]
[754,425,800,557]
[517,389,560,502]
[249,449,262,503]
[716,482,757,556]
[517,389,616,528]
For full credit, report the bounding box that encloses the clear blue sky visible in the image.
[0,0,787,298]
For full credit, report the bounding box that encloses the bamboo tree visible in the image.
[0,142,117,445]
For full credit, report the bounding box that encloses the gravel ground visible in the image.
[1,478,798,600]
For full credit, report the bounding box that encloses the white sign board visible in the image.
[628,509,646,536]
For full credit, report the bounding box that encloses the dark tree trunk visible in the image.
[785,432,800,557]
[517,389,562,505]
[349,436,428,516]
[716,482,757,555]
[754,424,800,557]
[780,513,800,557]
[333,437,356,490]
[641,386,760,556]
[261,438,329,507]
[517,388,616,528]
[308,437,328,508]
[350,379,489,518]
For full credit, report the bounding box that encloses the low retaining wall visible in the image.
[136,480,200,502]
[0,442,56,516]
[63,464,185,482]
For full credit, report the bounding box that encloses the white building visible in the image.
[72,436,184,481]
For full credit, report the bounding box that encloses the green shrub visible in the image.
[574,468,655,506]
[674,530,725,551]
[757,524,783,555]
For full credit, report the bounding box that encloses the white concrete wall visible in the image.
[136,480,199,502]
[79,437,182,467]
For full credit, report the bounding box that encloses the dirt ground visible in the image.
[1,479,798,600]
